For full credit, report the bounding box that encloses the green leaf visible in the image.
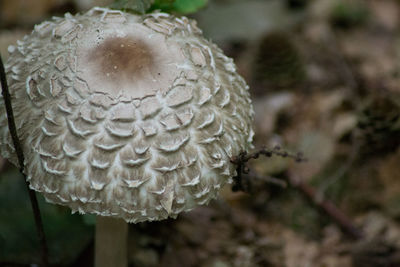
[172,0,208,14]
[110,0,155,14]
[152,0,208,14]
[150,0,175,11]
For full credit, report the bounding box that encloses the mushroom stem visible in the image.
[95,217,129,267]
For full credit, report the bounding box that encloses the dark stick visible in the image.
[232,147,363,240]
[289,175,363,240]
[231,146,305,191]
[232,146,305,165]
[0,55,49,267]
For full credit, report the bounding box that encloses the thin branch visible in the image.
[231,146,363,240]
[289,174,363,240]
[231,145,305,165]
[0,55,49,267]
[231,146,305,192]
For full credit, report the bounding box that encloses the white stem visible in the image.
[95,216,128,267]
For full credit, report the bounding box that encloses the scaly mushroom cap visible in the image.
[0,7,254,223]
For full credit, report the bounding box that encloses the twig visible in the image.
[0,55,49,267]
[231,146,363,240]
[231,146,305,192]
[289,174,363,240]
[232,152,245,192]
[231,145,305,164]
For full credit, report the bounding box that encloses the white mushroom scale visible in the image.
[0,7,254,223]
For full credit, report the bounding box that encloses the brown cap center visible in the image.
[77,31,185,99]
[88,37,154,82]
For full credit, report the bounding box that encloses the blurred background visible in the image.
[1,0,400,266]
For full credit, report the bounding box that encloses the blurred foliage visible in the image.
[252,32,305,94]
[386,196,400,220]
[357,94,400,156]
[352,239,400,267]
[151,0,208,14]
[286,0,309,10]
[110,0,208,14]
[0,170,93,265]
[330,1,369,29]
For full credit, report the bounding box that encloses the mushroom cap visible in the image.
[0,7,254,223]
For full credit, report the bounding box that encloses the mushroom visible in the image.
[0,7,254,267]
